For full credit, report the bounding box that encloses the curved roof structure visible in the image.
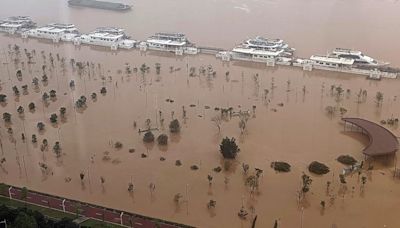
[342,118,399,156]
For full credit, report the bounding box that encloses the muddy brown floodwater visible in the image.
[1,0,400,228]
[0,36,399,228]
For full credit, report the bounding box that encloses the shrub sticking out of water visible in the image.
[143,131,155,143]
[308,161,330,175]
[169,119,181,133]
[220,137,240,159]
[114,141,123,149]
[271,161,291,172]
[157,134,168,145]
[100,87,107,95]
[141,153,147,158]
[337,155,357,166]
[175,160,182,166]
[213,166,222,173]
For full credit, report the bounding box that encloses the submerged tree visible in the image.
[79,172,85,183]
[28,102,35,111]
[375,91,384,106]
[169,119,181,133]
[31,134,37,144]
[143,131,155,143]
[220,137,240,159]
[207,175,213,186]
[301,173,312,195]
[100,87,107,95]
[3,112,12,123]
[49,90,57,99]
[42,92,49,102]
[37,122,45,131]
[91,92,97,100]
[0,94,6,103]
[32,77,39,87]
[12,86,20,96]
[53,141,61,157]
[157,134,168,145]
[50,113,58,124]
[17,106,24,115]
[60,107,67,118]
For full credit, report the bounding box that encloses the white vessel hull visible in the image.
[140,42,198,55]
[23,30,78,43]
[75,35,135,50]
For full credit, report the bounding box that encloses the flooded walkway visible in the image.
[343,118,399,156]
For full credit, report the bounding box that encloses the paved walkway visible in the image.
[4,186,192,228]
[343,117,399,156]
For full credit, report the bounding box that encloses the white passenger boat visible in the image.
[242,36,295,56]
[218,47,284,66]
[329,48,389,66]
[139,32,198,55]
[0,16,35,34]
[22,23,79,42]
[231,47,283,62]
[309,55,355,69]
[74,27,136,50]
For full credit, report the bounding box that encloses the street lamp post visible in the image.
[62,199,66,212]
[120,212,124,226]
[8,187,12,199]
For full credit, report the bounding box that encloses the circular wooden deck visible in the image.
[342,117,399,156]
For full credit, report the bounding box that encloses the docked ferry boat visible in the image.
[309,55,354,69]
[242,36,295,56]
[139,32,198,55]
[0,16,35,34]
[329,48,388,66]
[217,36,294,65]
[74,27,136,50]
[22,23,79,42]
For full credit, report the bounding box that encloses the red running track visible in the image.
[5,187,190,228]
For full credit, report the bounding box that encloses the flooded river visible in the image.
[0,0,400,227]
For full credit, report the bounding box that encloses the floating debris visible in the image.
[190,165,199,170]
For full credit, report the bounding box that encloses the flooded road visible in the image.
[1,1,400,227]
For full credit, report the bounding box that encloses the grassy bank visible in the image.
[0,196,124,227]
